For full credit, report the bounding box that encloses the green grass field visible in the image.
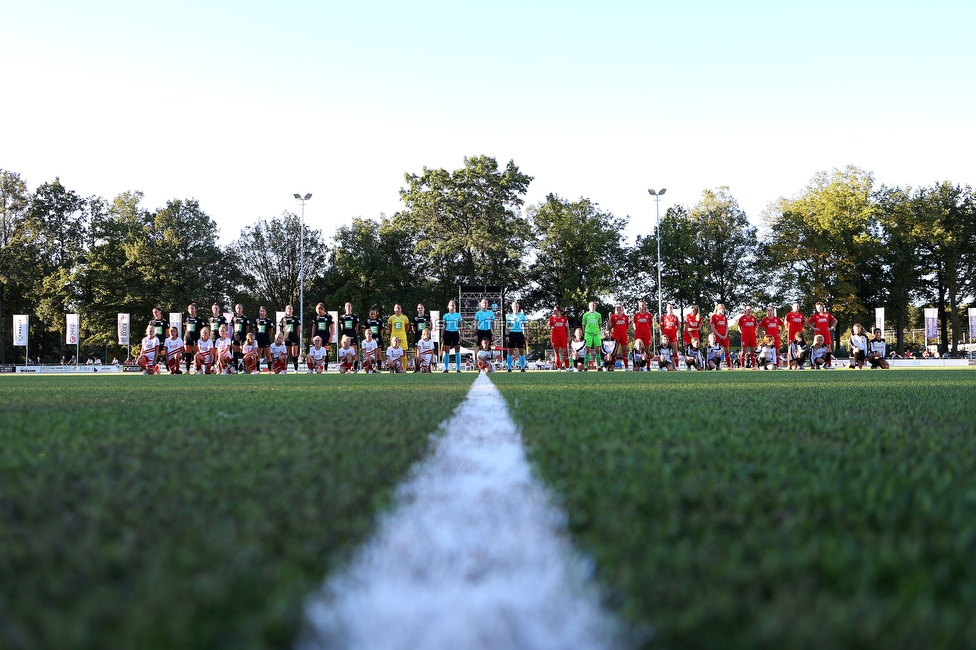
[3,369,975,650]
[0,374,475,650]
[493,369,976,650]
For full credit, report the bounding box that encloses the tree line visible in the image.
[1,157,973,363]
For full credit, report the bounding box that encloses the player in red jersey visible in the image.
[632,300,653,350]
[807,302,838,366]
[758,306,784,366]
[659,303,680,359]
[608,303,630,369]
[683,305,702,346]
[738,305,759,368]
[548,306,570,370]
[784,301,806,347]
[709,304,732,367]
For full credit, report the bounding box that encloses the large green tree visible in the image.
[233,211,327,313]
[764,166,883,346]
[873,185,923,353]
[911,181,976,353]
[625,188,761,318]
[0,170,31,363]
[394,155,533,300]
[318,216,428,318]
[525,194,627,320]
[22,178,91,359]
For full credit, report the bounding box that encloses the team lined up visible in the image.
[135,297,892,375]
[546,300,890,371]
[136,300,468,374]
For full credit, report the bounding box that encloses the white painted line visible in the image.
[300,373,621,650]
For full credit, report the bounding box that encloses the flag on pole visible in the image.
[329,311,339,344]
[431,310,441,344]
[13,315,29,346]
[66,314,80,345]
[874,308,884,334]
[924,308,939,339]
[118,314,130,345]
[169,312,183,337]
[969,307,976,339]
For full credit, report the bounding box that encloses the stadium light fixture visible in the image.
[294,193,312,348]
[647,188,668,347]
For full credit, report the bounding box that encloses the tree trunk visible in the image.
[0,284,5,364]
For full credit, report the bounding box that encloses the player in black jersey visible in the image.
[208,303,228,348]
[253,305,275,372]
[279,304,301,372]
[410,304,432,373]
[339,302,360,370]
[148,307,168,351]
[362,307,384,366]
[231,303,249,370]
[311,303,334,372]
[183,302,206,373]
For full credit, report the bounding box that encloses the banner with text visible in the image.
[970,308,976,339]
[118,313,130,345]
[169,313,183,338]
[924,308,939,339]
[431,310,440,343]
[66,314,80,346]
[875,308,884,334]
[13,315,29,346]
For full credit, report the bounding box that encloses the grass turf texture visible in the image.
[0,373,474,650]
[492,369,976,650]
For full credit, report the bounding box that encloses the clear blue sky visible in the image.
[3,1,974,243]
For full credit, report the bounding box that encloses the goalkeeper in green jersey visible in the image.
[581,301,603,370]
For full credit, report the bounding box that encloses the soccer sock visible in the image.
[623,354,629,369]
[183,352,192,372]
[585,353,590,368]
[507,354,513,369]
[520,354,525,369]
[293,356,299,371]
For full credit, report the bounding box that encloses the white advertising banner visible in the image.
[66,314,80,345]
[329,311,339,344]
[118,313,130,345]
[874,308,884,334]
[13,315,29,346]
[169,312,183,337]
[431,310,441,343]
[276,311,287,341]
[970,308,976,339]
[16,365,120,374]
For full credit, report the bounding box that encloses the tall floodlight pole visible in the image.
[647,188,667,348]
[293,192,312,348]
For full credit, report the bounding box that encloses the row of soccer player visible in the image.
[544,300,847,371]
[556,327,890,371]
[136,319,449,374]
[140,297,883,375]
[144,301,464,374]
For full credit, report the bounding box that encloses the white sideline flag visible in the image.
[875,308,884,334]
[118,313,130,345]
[66,314,80,345]
[329,311,339,344]
[431,310,441,343]
[13,315,29,346]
